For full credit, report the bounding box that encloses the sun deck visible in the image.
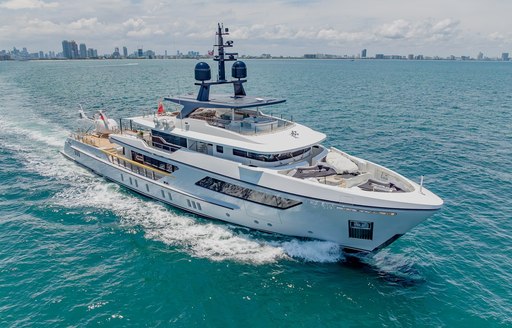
[189,107,294,135]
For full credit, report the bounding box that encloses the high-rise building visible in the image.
[361,49,367,58]
[502,53,509,61]
[137,47,143,57]
[123,46,128,58]
[79,43,87,58]
[477,52,483,60]
[62,40,71,59]
[62,40,79,59]
[70,41,78,59]
[113,47,120,58]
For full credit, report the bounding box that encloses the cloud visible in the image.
[220,18,458,45]
[0,0,58,9]
[18,18,60,35]
[375,18,460,42]
[68,18,101,30]
[377,19,411,39]
[122,17,164,37]
[0,0,510,57]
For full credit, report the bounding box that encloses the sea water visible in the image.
[0,59,511,327]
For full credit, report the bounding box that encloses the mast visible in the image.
[213,23,237,82]
[192,24,247,104]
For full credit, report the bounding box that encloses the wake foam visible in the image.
[53,182,343,264]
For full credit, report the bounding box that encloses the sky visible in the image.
[0,0,511,57]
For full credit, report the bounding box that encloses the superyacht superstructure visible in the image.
[63,24,443,252]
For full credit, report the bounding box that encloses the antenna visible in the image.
[213,23,238,82]
[192,24,247,101]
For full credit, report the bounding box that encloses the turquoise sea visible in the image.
[0,59,511,327]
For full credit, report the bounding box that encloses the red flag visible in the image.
[157,102,165,114]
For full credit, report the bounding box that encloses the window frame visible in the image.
[195,176,302,210]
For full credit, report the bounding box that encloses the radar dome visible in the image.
[231,61,247,79]
[195,62,211,81]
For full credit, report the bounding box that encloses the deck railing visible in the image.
[100,149,172,181]
[195,114,294,135]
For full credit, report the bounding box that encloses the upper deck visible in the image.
[165,94,286,119]
[126,105,326,154]
[125,23,326,155]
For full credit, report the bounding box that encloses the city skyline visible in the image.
[0,0,511,57]
[1,40,510,61]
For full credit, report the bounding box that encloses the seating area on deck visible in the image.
[189,107,293,135]
[278,150,406,192]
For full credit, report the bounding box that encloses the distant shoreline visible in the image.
[2,55,512,62]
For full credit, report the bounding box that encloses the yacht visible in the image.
[63,24,443,253]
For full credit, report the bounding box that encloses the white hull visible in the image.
[63,137,439,252]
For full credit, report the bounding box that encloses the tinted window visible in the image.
[152,130,187,147]
[195,177,301,209]
[233,149,247,157]
[232,148,310,162]
[133,151,178,173]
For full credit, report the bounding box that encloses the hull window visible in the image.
[195,176,301,209]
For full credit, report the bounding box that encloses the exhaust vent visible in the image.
[348,220,374,240]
